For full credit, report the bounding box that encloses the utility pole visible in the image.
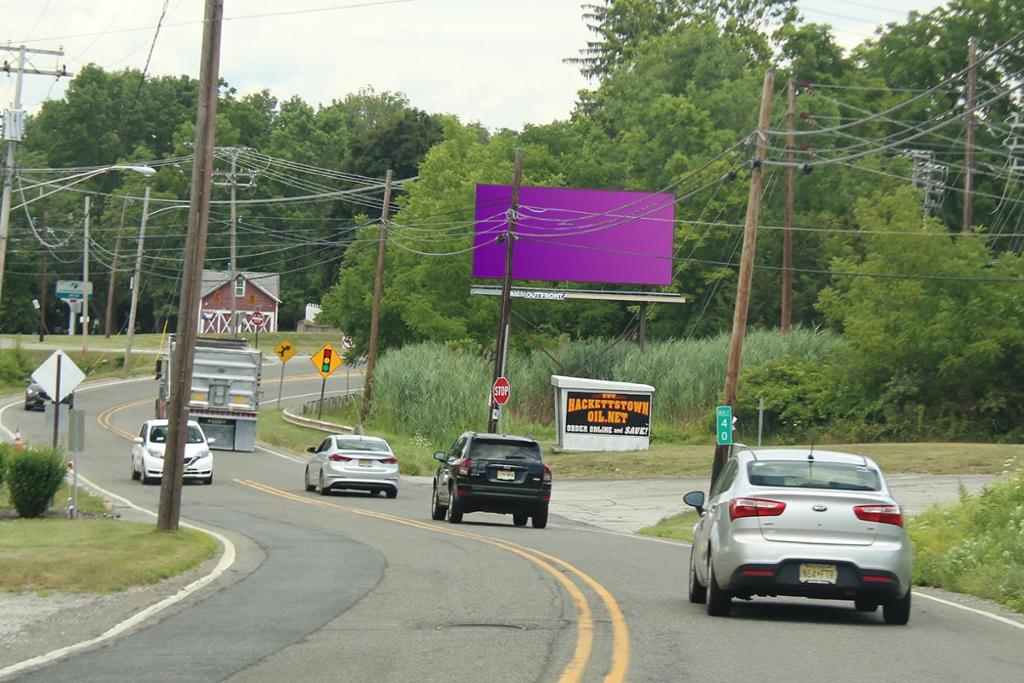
[39,212,48,342]
[212,147,256,336]
[360,170,394,423]
[781,79,795,333]
[712,71,774,484]
[158,0,223,533]
[0,45,68,308]
[124,185,151,371]
[963,36,978,233]
[82,197,91,353]
[105,200,129,337]
[487,148,524,434]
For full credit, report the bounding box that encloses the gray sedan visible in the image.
[684,448,913,624]
[305,434,399,498]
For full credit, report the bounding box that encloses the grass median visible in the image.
[0,519,217,593]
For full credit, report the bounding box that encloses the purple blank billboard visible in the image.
[473,184,674,286]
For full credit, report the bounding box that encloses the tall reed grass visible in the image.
[370,329,841,439]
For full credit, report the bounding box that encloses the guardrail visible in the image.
[281,392,361,434]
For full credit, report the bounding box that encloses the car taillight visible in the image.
[380,457,398,464]
[729,497,786,520]
[542,464,552,483]
[853,504,903,527]
[329,454,352,462]
[456,458,470,475]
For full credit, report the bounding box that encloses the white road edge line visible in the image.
[0,475,237,680]
[256,444,305,464]
[0,397,238,680]
[913,590,1024,631]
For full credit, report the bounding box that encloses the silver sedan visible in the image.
[304,434,399,498]
[684,448,913,624]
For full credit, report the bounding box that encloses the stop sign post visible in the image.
[492,376,510,405]
[250,310,265,348]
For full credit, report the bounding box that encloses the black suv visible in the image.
[431,432,551,528]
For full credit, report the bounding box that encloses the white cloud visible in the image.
[1,0,950,131]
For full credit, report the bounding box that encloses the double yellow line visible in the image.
[235,478,630,683]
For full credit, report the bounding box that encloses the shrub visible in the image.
[7,445,67,518]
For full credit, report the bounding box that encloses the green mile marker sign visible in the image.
[716,405,733,446]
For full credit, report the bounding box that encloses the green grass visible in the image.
[638,510,700,543]
[908,467,1024,613]
[0,519,217,593]
[257,407,440,476]
[0,346,159,397]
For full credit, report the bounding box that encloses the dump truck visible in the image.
[156,336,262,451]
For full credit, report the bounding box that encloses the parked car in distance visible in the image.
[431,432,551,528]
[305,434,399,498]
[24,381,74,411]
[685,448,912,625]
[130,419,215,485]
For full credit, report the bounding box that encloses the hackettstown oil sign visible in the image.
[564,392,651,437]
[552,375,655,452]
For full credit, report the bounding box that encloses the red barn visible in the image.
[199,270,280,334]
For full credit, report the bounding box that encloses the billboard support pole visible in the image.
[488,148,523,433]
[712,70,774,485]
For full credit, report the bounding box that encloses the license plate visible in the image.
[496,469,515,481]
[799,563,838,584]
[359,459,373,467]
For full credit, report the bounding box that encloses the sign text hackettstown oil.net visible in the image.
[564,392,651,436]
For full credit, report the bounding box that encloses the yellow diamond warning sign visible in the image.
[311,344,342,378]
[274,340,297,363]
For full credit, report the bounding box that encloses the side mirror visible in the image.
[206,437,216,445]
[307,446,316,453]
[433,451,446,462]
[133,437,144,445]
[683,490,706,514]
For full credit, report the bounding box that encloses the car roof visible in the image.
[737,448,876,468]
[331,434,387,442]
[145,419,201,428]
[466,432,538,444]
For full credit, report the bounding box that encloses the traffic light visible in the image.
[321,348,332,373]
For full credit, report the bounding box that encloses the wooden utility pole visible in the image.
[360,170,394,423]
[82,196,91,353]
[781,79,795,333]
[712,71,774,484]
[105,200,129,337]
[39,212,48,342]
[0,45,68,307]
[963,36,978,233]
[487,148,524,434]
[158,0,223,533]
[638,302,648,350]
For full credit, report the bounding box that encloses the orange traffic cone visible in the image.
[13,427,24,451]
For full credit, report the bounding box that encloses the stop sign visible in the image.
[492,376,511,406]
[250,311,265,325]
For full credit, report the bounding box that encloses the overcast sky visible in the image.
[3,1,948,133]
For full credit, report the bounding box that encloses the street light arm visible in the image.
[11,164,158,210]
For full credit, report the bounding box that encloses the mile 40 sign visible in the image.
[716,405,734,446]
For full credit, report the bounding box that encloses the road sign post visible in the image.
[250,310,264,348]
[492,376,511,431]
[31,350,85,448]
[716,405,733,446]
[311,344,343,419]
[273,339,297,410]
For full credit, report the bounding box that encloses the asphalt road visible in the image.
[4,360,1024,682]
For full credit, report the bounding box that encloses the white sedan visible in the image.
[130,419,215,485]
[305,434,399,498]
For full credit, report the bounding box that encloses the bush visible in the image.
[909,467,1024,613]
[7,445,67,518]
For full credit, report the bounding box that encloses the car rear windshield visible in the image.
[335,438,391,453]
[150,426,206,444]
[469,439,542,461]
[747,460,881,491]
